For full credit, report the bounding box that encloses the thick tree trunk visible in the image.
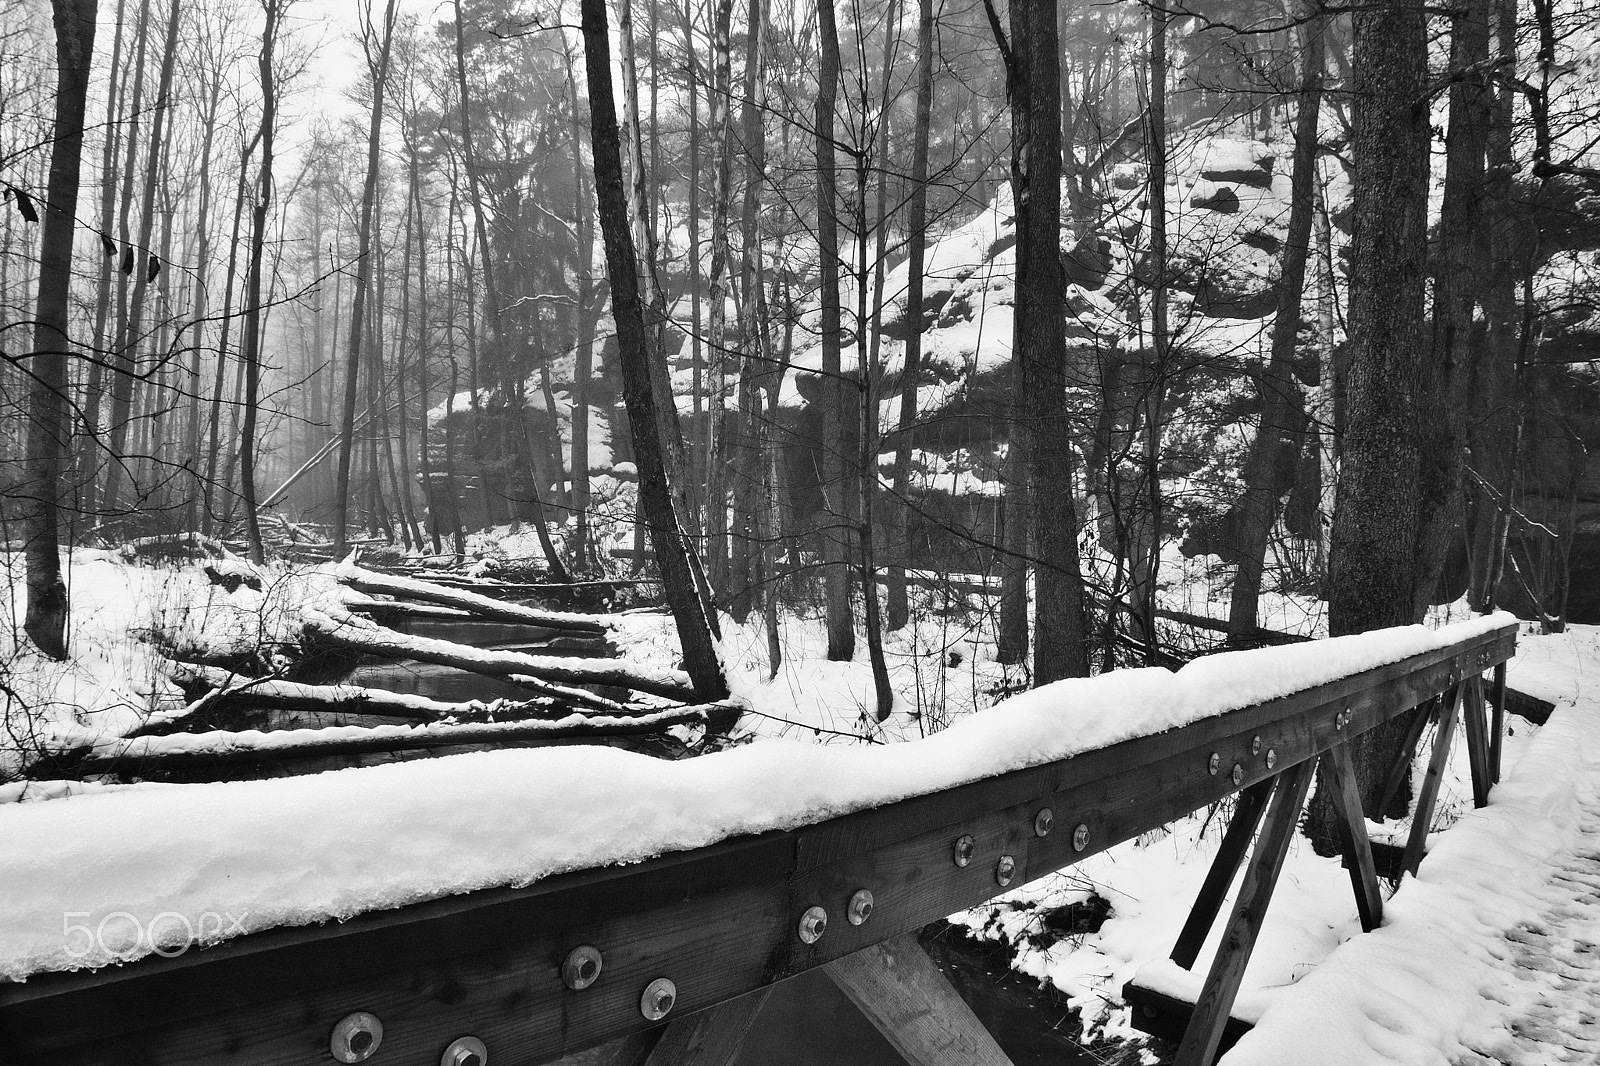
[1000,0,1090,682]
[1226,10,1324,642]
[1313,0,1432,850]
[581,0,729,700]
[23,0,98,658]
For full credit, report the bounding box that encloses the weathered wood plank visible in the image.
[1461,675,1492,808]
[0,625,1516,1066]
[1403,685,1463,878]
[1170,780,1274,970]
[640,987,773,1066]
[1175,759,1317,1066]
[1373,696,1437,821]
[824,934,1014,1066]
[1490,662,1507,782]
[1318,742,1384,931]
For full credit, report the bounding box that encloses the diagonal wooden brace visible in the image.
[1402,683,1463,878]
[824,933,1015,1066]
[1317,743,1384,931]
[1174,759,1317,1066]
[1170,780,1276,970]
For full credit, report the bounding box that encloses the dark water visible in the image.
[732,929,1099,1066]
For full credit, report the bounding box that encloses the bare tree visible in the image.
[22,0,97,657]
[580,0,728,700]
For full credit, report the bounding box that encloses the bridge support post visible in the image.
[1461,675,1492,808]
[1317,743,1384,931]
[1373,695,1440,820]
[1402,682,1463,877]
[1490,662,1507,783]
[1174,759,1316,1066]
[1169,779,1275,970]
[824,933,1015,1066]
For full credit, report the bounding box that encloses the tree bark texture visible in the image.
[23,0,98,658]
[1226,10,1324,642]
[1005,0,1090,682]
[581,0,729,700]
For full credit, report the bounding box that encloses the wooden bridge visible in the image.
[0,618,1518,1066]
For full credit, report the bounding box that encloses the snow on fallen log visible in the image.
[71,706,717,772]
[160,664,564,723]
[337,561,613,633]
[301,606,698,703]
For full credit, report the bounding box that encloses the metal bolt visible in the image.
[1034,808,1054,837]
[640,978,677,1021]
[1231,763,1244,786]
[952,834,975,867]
[1208,752,1221,775]
[441,1037,488,1066]
[798,905,828,944]
[1251,735,1262,755]
[1072,823,1090,853]
[995,854,1016,887]
[1337,708,1349,729]
[1266,749,1278,770]
[848,889,875,926]
[561,945,603,990]
[330,1012,384,1063]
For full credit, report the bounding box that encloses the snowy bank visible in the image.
[0,613,1512,982]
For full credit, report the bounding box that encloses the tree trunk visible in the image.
[1312,0,1432,850]
[23,0,98,658]
[1412,0,1494,616]
[236,0,282,565]
[887,0,935,633]
[581,0,729,700]
[1001,0,1090,682]
[332,0,399,555]
[1226,9,1324,642]
[817,0,855,662]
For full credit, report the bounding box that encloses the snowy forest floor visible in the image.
[0,543,1595,1065]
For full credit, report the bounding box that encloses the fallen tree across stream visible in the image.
[336,561,612,633]
[160,664,567,723]
[62,706,726,775]
[301,606,700,703]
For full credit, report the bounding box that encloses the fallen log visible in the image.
[301,607,698,703]
[66,706,720,774]
[159,665,565,724]
[337,562,613,634]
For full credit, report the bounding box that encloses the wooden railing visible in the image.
[0,619,1518,1066]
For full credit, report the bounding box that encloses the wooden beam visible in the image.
[823,934,1014,1066]
[1317,743,1384,931]
[640,988,773,1066]
[1175,759,1317,1066]
[1170,780,1274,970]
[1490,662,1507,783]
[1372,696,1437,821]
[1461,676,1491,808]
[1402,685,1463,877]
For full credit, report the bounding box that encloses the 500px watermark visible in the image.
[62,910,249,959]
